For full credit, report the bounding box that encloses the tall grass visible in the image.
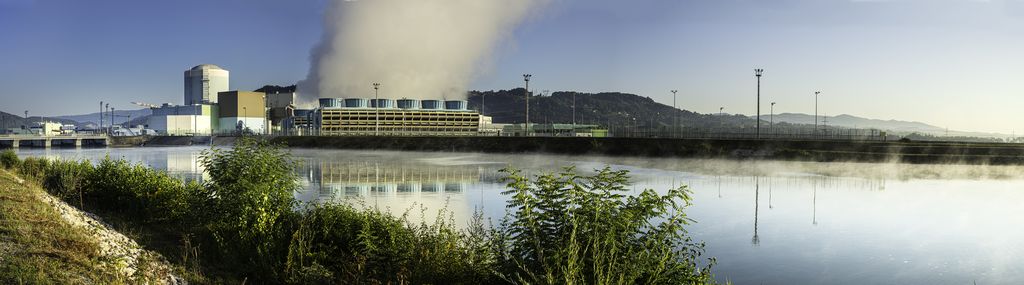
[0,149,17,169]
[2,139,718,284]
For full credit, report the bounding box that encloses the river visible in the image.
[14,146,1024,284]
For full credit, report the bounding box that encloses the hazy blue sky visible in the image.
[1,0,1021,133]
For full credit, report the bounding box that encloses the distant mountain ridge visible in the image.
[767,113,944,132]
[0,111,80,130]
[757,113,1008,138]
[55,108,152,127]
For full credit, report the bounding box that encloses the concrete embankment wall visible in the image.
[129,136,238,147]
[271,136,1024,165]
[123,135,1024,165]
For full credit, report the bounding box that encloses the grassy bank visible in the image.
[0,141,718,284]
[0,157,174,284]
[0,169,117,284]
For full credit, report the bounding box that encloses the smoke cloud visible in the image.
[299,0,544,104]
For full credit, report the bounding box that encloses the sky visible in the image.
[0,0,1022,133]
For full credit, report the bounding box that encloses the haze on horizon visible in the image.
[0,0,1021,134]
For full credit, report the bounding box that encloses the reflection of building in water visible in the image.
[294,158,486,225]
[298,159,483,198]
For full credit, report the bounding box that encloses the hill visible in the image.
[764,113,1008,138]
[468,89,757,130]
[0,111,81,131]
[766,113,943,133]
[55,108,152,128]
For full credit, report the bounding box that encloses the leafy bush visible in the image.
[286,203,495,284]
[199,138,301,278]
[43,160,93,204]
[17,157,50,182]
[0,150,17,169]
[79,158,199,225]
[494,166,715,284]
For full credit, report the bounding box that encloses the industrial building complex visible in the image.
[314,98,480,136]
[140,63,604,137]
[147,63,486,137]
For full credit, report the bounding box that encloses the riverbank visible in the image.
[0,169,178,284]
[128,135,1024,165]
[270,136,1024,165]
[0,141,720,284]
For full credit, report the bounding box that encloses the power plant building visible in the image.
[150,104,217,135]
[184,64,229,105]
[217,91,267,134]
[315,98,480,136]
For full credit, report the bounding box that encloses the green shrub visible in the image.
[17,157,50,182]
[199,138,300,278]
[0,150,17,169]
[43,160,93,204]
[67,157,201,227]
[285,203,495,284]
[494,166,715,284]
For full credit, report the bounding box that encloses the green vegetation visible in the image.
[494,167,715,284]
[0,167,124,284]
[0,150,17,169]
[0,139,717,284]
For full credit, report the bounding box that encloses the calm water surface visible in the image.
[16,146,1024,285]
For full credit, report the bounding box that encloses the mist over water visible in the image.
[298,0,544,104]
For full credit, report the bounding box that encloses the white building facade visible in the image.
[149,104,216,135]
[184,64,229,105]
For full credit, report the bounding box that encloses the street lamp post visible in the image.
[99,101,103,133]
[373,83,381,136]
[524,74,532,137]
[104,103,109,134]
[671,90,678,138]
[523,74,532,137]
[754,69,764,139]
[719,107,724,116]
[770,102,776,134]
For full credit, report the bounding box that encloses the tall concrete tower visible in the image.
[184,64,229,105]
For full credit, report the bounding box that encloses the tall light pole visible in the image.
[572,92,577,131]
[719,107,724,116]
[523,74,531,137]
[104,103,109,134]
[754,68,764,139]
[373,82,381,136]
[814,91,821,134]
[99,101,103,133]
[770,102,776,132]
[671,90,678,137]
[242,107,247,133]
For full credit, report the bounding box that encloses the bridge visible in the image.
[0,134,109,148]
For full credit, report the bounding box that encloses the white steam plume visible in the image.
[298,0,543,104]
